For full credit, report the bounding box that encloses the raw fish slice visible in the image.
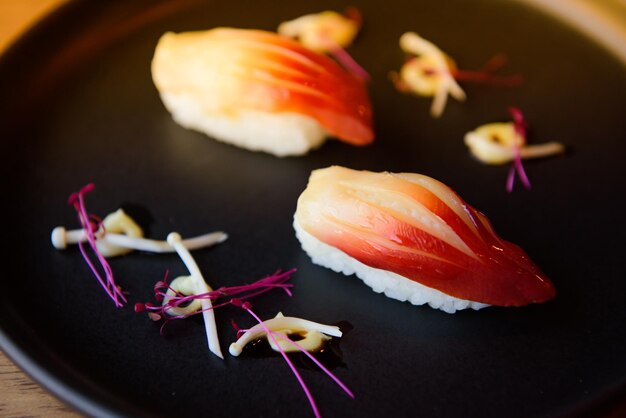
[152,28,373,156]
[294,166,555,310]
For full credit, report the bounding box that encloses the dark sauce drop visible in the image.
[119,202,155,237]
[241,321,353,371]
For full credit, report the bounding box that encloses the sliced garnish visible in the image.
[394,32,466,118]
[55,185,228,307]
[136,268,296,360]
[95,209,143,257]
[463,107,565,192]
[51,226,227,255]
[278,8,369,80]
[136,269,295,323]
[229,312,342,355]
[230,302,353,418]
[278,9,360,52]
[393,33,521,117]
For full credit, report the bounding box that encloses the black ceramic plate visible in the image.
[1,1,625,417]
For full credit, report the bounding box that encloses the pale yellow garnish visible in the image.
[394,32,465,118]
[278,10,360,53]
[161,275,203,316]
[464,122,565,165]
[52,213,227,256]
[229,312,342,356]
[95,209,144,257]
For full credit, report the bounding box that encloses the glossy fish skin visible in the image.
[152,28,373,146]
[295,166,556,307]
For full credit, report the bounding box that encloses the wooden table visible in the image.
[1,1,625,418]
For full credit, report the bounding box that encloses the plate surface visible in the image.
[1,1,625,417]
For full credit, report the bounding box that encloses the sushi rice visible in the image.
[294,219,489,314]
[159,92,329,157]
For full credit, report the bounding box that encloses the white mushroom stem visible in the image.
[162,275,203,316]
[519,142,566,159]
[464,122,565,165]
[51,227,227,254]
[399,32,466,118]
[167,232,223,359]
[51,227,87,250]
[229,312,342,357]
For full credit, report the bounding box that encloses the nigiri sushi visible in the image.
[151,28,374,157]
[293,166,555,313]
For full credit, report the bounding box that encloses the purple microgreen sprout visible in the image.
[135,269,295,332]
[327,41,371,81]
[230,302,353,418]
[506,107,532,192]
[277,8,369,81]
[161,275,204,317]
[452,54,523,87]
[166,232,223,359]
[270,330,354,400]
[67,184,127,307]
[53,208,142,258]
[326,7,369,81]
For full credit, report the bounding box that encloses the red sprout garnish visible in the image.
[452,54,523,86]
[343,6,362,27]
[505,107,532,192]
[68,184,127,307]
[231,319,247,339]
[136,269,295,333]
[232,300,353,418]
[328,43,371,81]
[271,332,355,400]
[407,53,522,87]
[326,7,371,82]
[330,6,371,81]
[326,7,370,81]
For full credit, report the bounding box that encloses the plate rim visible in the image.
[1,1,625,417]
